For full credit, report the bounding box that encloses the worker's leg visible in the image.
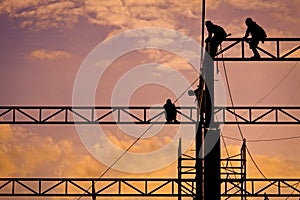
[249,39,260,58]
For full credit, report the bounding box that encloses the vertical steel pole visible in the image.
[195,1,206,199]
[198,1,221,199]
[178,138,182,200]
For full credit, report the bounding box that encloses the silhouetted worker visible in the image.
[163,99,178,123]
[205,20,228,58]
[243,17,267,59]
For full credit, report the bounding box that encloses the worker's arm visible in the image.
[243,28,250,38]
[205,31,212,42]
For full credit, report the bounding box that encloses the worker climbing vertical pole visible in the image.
[195,0,221,199]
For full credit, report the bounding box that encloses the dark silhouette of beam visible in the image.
[214,38,300,61]
[0,106,299,124]
[1,178,300,197]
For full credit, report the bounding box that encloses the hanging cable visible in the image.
[77,64,203,200]
[285,181,300,200]
[223,134,300,143]
[219,46,271,181]
[219,44,300,183]
[255,61,299,106]
[221,132,238,180]
[246,146,267,179]
[221,59,300,182]
[222,56,269,180]
[220,47,244,140]
[246,146,299,188]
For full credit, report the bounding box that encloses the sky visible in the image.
[0,0,300,199]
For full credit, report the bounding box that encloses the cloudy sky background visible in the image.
[0,0,300,199]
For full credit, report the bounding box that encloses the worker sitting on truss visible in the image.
[205,20,228,58]
[243,17,267,59]
[163,99,179,123]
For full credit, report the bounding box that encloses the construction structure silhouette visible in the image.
[1,1,300,200]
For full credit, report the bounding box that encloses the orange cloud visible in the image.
[30,49,71,60]
[0,124,101,177]
[0,0,83,31]
[225,0,287,12]
[0,122,185,178]
[222,144,300,178]
[1,123,300,199]
[0,0,217,34]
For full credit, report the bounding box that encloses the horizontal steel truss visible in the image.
[1,178,299,197]
[222,179,300,197]
[214,38,300,61]
[0,178,193,197]
[0,106,198,124]
[0,106,299,124]
[215,106,300,124]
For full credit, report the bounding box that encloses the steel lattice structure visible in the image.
[0,37,299,199]
[0,106,197,124]
[1,106,300,124]
[0,178,299,198]
[214,38,300,61]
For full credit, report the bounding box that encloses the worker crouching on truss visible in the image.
[163,99,179,123]
[205,20,228,58]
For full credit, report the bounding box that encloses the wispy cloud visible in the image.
[29,49,71,60]
[0,0,83,31]
[0,0,221,32]
[225,0,287,11]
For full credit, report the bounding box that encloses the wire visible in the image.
[220,132,238,180]
[219,46,300,183]
[77,64,203,200]
[223,134,300,143]
[255,61,299,106]
[220,49,244,140]
[220,48,271,181]
[220,49,300,189]
[246,146,267,179]
[285,181,300,200]
[222,57,269,180]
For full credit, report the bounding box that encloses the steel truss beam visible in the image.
[214,38,300,61]
[1,178,300,198]
[0,178,194,197]
[222,179,300,197]
[215,106,300,124]
[0,106,198,125]
[0,106,299,124]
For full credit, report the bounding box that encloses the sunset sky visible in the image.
[0,0,300,199]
